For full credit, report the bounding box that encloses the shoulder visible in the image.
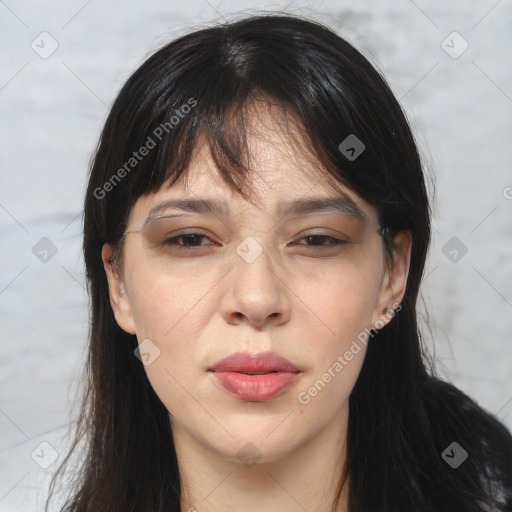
[422,375,512,509]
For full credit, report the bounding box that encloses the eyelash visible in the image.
[163,232,347,249]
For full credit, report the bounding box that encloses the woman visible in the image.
[47,14,512,512]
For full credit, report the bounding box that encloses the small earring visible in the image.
[382,305,391,315]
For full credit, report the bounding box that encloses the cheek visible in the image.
[298,251,384,338]
[124,260,222,400]
[126,275,207,421]
[292,249,384,398]
[126,251,220,339]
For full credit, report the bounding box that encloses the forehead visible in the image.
[131,101,378,222]
[181,101,328,196]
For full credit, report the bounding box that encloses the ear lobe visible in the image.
[371,231,412,329]
[101,243,136,335]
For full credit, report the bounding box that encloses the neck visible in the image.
[174,406,350,512]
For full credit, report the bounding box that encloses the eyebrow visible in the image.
[148,195,368,221]
[276,196,367,220]
[148,198,228,218]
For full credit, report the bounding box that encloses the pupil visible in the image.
[186,234,202,246]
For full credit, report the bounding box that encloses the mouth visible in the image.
[208,351,301,401]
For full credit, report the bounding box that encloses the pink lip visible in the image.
[209,351,301,401]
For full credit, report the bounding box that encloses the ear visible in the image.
[101,243,137,335]
[371,231,412,329]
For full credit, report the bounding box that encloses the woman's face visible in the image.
[103,106,410,466]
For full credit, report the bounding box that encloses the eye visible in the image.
[164,231,216,248]
[292,234,347,248]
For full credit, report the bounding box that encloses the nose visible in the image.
[220,239,291,329]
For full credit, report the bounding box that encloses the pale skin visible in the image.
[102,103,412,512]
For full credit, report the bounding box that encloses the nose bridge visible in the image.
[221,232,289,325]
[233,232,280,293]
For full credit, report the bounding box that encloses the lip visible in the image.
[208,351,301,401]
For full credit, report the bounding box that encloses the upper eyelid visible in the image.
[164,233,347,251]
[161,225,348,237]
[166,231,349,246]
[128,214,384,238]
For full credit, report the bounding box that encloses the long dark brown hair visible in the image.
[47,14,512,512]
